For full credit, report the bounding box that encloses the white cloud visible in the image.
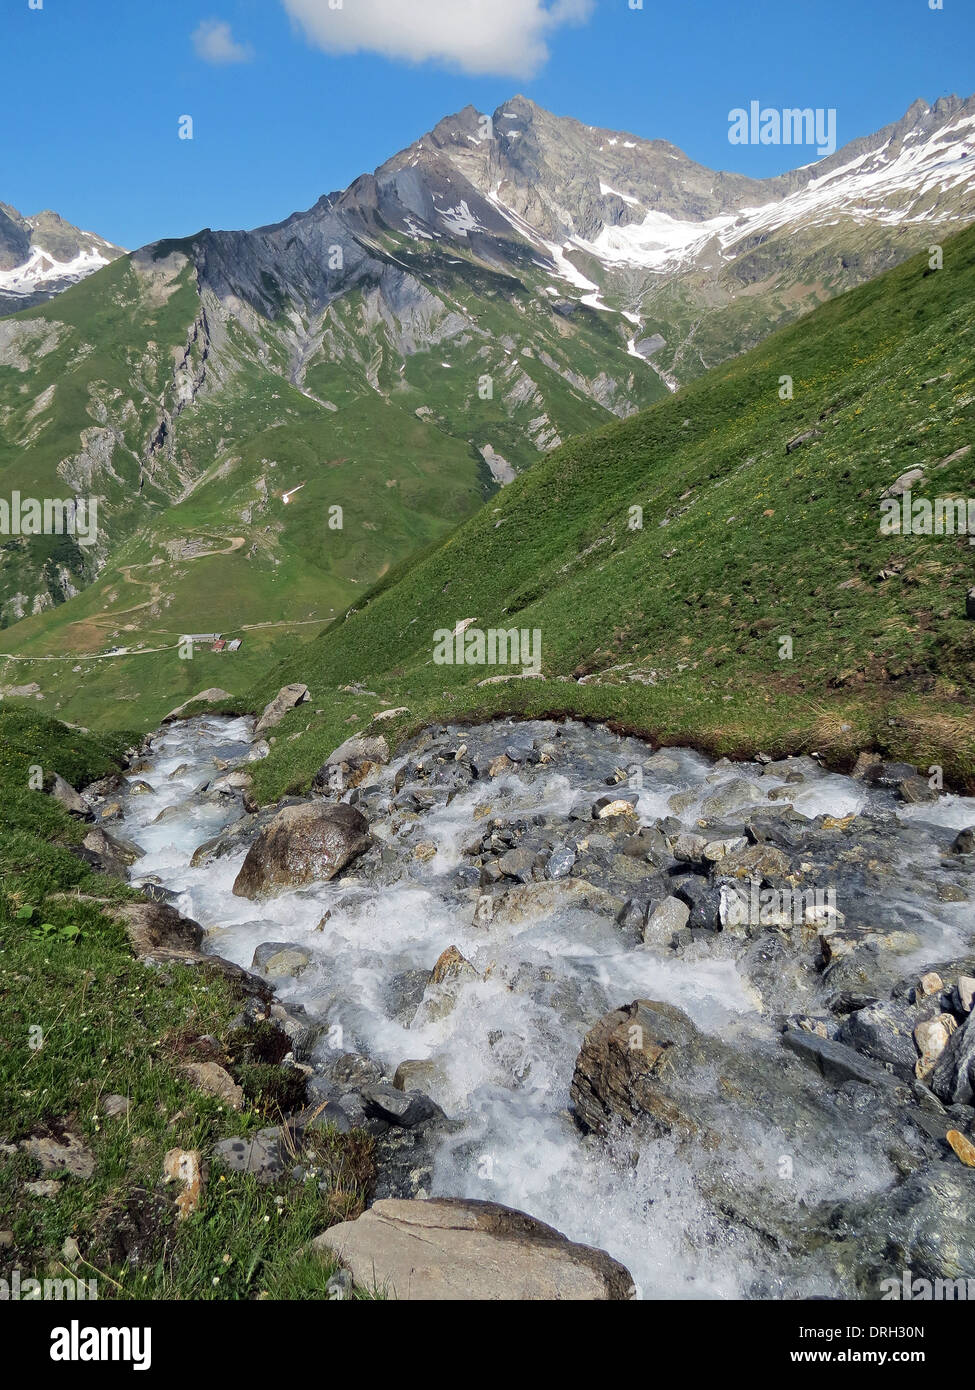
[192,19,254,65]
[280,0,594,78]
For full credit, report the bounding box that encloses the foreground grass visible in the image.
[0,710,372,1299]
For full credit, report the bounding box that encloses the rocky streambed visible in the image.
[88,713,975,1299]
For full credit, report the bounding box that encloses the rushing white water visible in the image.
[115,716,975,1298]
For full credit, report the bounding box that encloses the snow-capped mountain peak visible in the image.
[0,203,124,315]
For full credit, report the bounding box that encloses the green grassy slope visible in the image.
[238,226,975,800]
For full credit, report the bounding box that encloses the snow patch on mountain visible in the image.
[0,244,113,297]
[572,209,737,273]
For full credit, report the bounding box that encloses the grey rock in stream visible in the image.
[76,827,143,878]
[930,1012,975,1106]
[251,942,313,979]
[232,802,370,899]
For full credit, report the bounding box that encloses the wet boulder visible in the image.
[672,874,724,931]
[592,793,639,820]
[830,1162,975,1292]
[782,1030,903,1092]
[837,1000,921,1078]
[570,999,712,1138]
[711,842,793,884]
[393,1058,448,1093]
[411,946,480,1027]
[487,879,625,929]
[251,942,313,979]
[950,828,975,856]
[570,998,887,1163]
[699,778,764,820]
[77,827,143,878]
[898,776,939,805]
[232,802,370,899]
[860,760,918,792]
[360,1083,445,1130]
[642,895,690,946]
[546,846,576,879]
[190,813,259,868]
[621,825,672,869]
[496,848,538,883]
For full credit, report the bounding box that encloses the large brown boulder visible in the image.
[312,1197,634,1300]
[232,802,369,900]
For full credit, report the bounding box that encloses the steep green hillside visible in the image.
[238,225,975,799]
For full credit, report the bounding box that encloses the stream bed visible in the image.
[104,714,975,1299]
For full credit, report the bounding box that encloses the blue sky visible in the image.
[2,0,974,251]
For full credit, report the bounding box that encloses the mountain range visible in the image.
[2,91,974,719]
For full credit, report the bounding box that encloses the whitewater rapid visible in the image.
[113,715,975,1298]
